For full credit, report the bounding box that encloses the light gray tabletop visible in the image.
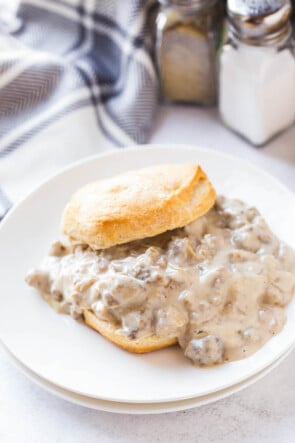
[1,105,294,443]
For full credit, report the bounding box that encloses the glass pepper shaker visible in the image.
[219,0,295,146]
[155,0,222,106]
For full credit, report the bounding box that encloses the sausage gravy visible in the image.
[26,196,295,366]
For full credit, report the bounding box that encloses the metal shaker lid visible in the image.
[159,0,216,9]
[227,0,292,43]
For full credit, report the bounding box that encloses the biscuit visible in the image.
[61,163,216,250]
[83,310,178,353]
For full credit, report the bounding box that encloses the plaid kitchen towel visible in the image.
[0,0,159,220]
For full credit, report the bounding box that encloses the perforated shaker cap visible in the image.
[227,0,292,43]
[159,0,215,9]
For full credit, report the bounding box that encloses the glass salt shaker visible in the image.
[219,0,295,146]
[156,0,223,105]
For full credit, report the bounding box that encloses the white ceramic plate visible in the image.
[3,343,293,414]
[0,145,295,403]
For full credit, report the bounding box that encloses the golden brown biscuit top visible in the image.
[61,163,216,250]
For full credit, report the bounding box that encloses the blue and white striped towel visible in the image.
[0,0,159,220]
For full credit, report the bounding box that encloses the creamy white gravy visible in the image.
[26,196,295,366]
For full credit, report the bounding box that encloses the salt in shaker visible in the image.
[219,0,295,146]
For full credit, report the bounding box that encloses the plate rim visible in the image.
[2,342,294,414]
[1,144,294,233]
